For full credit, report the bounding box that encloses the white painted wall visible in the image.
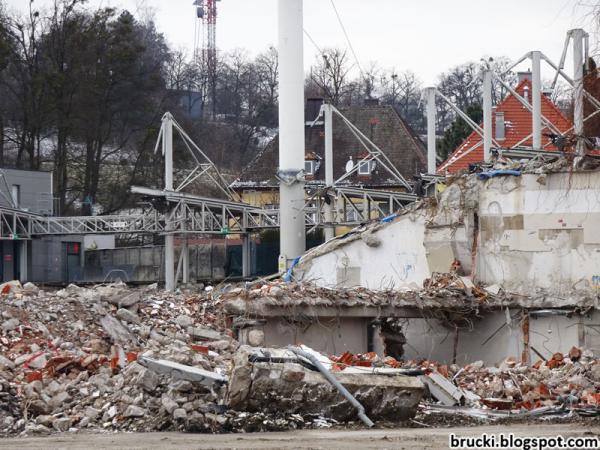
[300,213,431,290]
[298,171,600,297]
[477,172,600,296]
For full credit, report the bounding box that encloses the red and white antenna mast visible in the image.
[193,0,220,117]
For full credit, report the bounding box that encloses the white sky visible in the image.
[4,0,598,84]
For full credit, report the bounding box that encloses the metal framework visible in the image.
[193,0,219,117]
[0,183,418,241]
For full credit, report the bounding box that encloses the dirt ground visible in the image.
[1,423,598,450]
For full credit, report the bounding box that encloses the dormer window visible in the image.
[305,160,316,175]
[358,160,373,175]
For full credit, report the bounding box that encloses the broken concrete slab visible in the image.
[228,346,424,422]
[116,308,141,324]
[186,326,223,341]
[100,315,136,345]
[123,405,145,418]
[421,371,469,406]
[138,356,227,386]
[52,417,71,432]
[1,318,19,332]
[136,368,160,392]
[103,291,142,308]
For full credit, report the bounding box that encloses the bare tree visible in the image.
[379,69,424,131]
[308,48,352,105]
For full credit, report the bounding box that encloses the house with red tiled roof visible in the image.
[438,73,573,173]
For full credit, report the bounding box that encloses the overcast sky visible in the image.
[4,0,597,84]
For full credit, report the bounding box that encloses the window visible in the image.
[358,160,372,175]
[305,160,316,175]
[11,185,20,208]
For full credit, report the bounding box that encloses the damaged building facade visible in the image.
[227,158,600,366]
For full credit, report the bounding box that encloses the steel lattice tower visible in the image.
[194,0,219,118]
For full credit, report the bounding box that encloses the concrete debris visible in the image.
[228,346,425,422]
[0,282,358,437]
[4,279,600,437]
[100,315,136,345]
[139,356,227,386]
[421,370,474,406]
[186,326,224,341]
[116,308,141,324]
[220,274,526,316]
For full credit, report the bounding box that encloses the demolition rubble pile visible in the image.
[327,347,600,419]
[221,273,507,315]
[0,281,236,435]
[0,281,340,436]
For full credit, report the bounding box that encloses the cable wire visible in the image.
[329,0,364,79]
[304,28,324,57]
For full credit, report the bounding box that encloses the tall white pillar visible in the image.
[571,29,586,155]
[323,103,334,241]
[483,70,493,161]
[242,235,251,278]
[163,113,175,291]
[425,87,437,173]
[531,51,542,149]
[278,0,306,267]
[182,238,189,284]
[19,240,28,282]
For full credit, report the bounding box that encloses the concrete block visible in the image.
[138,356,227,386]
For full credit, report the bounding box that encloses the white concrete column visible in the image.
[531,51,542,149]
[571,29,586,155]
[483,70,493,161]
[323,103,334,241]
[278,0,306,267]
[182,238,189,284]
[425,87,437,173]
[242,234,252,278]
[19,240,27,282]
[163,113,175,291]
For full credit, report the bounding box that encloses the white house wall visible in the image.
[477,171,600,296]
[298,170,600,297]
[300,213,431,290]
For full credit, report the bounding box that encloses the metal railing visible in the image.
[0,185,418,240]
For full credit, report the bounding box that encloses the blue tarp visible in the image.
[283,256,301,283]
[477,169,521,180]
[380,214,398,223]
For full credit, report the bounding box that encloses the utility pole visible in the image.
[571,29,586,156]
[163,113,175,291]
[425,87,436,173]
[531,50,542,149]
[482,70,492,161]
[277,0,306,271]
[323,103,334,241]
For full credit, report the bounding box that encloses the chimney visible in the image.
[495,111,505,140]
[364,97,380,106]
[517,70,532,84]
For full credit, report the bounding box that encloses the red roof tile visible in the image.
[438,79,573,173]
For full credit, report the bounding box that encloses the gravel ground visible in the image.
[0,423,598,449]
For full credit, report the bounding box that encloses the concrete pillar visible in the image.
[163,113,175,291]
[182,238,189,284]
[571,29,586,155]
[531,51,542,149]
[242,234,252,278]
[482,70,493,161]
[425,87,437,173]
[19,240,27,282]
[323,103,334,241]
[278,0,306,268]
